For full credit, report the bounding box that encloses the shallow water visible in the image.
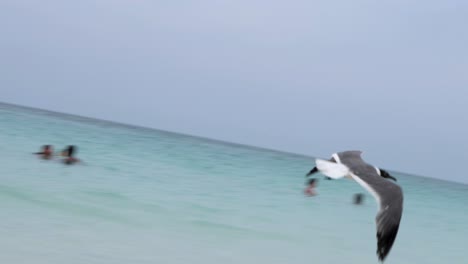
[1,103,467,263]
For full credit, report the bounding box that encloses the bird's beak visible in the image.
[306,167,318,177]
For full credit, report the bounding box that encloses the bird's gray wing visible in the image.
[350,171,403,262]
[375,182,403,262]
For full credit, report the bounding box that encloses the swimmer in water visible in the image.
[353,193,364,205]
[34,145,53,159]
[304,178,318,196]
[61,145,80,165]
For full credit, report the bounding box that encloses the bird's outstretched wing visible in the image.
[375,183,403,261]
[351,173,403,262]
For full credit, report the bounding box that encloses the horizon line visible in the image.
[1,100,465,186]
[0,101,313,159]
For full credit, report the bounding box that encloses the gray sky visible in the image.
[1,0,467,183]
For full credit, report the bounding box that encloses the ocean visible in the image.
[0,102,467,264]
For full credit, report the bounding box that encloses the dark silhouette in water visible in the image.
[304,178,318,196]
[61,145,80,165]
[34,145,53,159]
[354,193,364,205]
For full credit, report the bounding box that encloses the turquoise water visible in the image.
[1,103,467,263]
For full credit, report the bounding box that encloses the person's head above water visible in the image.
[304,178,318,196]
[62,145,81,165]
[35,145,53,159]
[308,178,317,186]
[67,145,75,157]
[40,145,52,152]
[63,145,76,157]
[353,193,364,205]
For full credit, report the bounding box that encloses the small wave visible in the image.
[82,190,129,200]
[0,185,135,225]
[189,219,296,241]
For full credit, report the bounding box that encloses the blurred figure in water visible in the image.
[353,193,364,205]
[61,145,80,165]
[304,178,318,196]
[34,145,53,159]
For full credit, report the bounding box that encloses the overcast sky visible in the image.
[1,0,467,183]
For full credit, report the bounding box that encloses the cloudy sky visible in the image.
[1,0,467,182]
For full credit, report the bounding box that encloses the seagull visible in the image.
[306,150,403,262]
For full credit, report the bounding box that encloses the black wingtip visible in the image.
[306,167,318,177]
[376,223,400,262]
[380,169,397,182]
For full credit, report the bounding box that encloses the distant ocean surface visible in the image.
[1,102,467,264]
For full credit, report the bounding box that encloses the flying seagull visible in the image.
[306,150,403,262]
